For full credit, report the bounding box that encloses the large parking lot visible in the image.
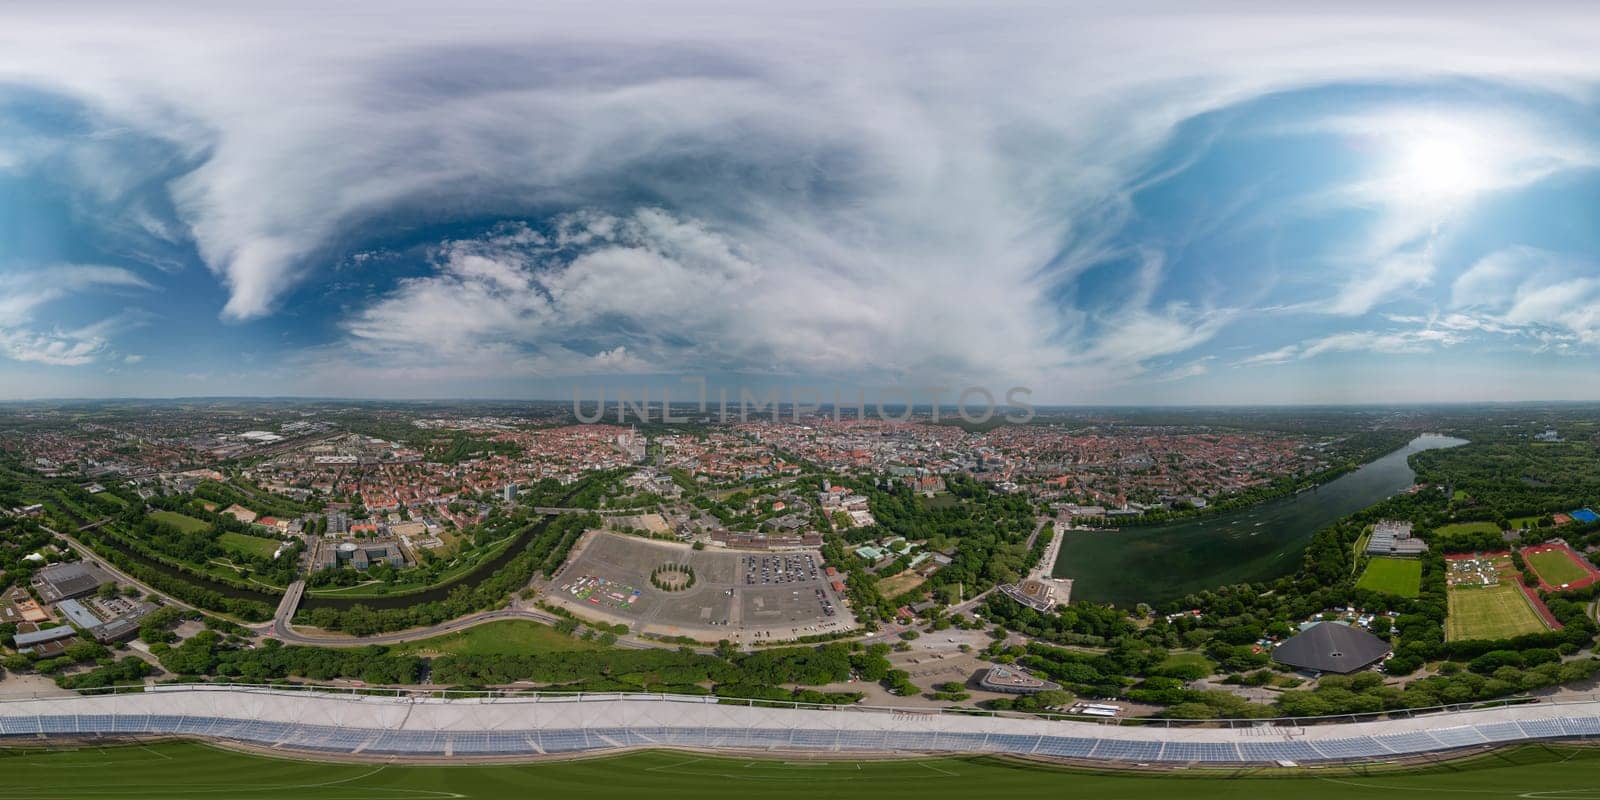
[548,532,854,643]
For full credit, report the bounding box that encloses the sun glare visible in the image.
[1387,129,1495,206]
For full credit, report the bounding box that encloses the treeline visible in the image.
[74,528,275,621]
[153,632,423,684]
[116,504,301,587]
[295,513,598,636]
[432,641,892,700]
[193,479,314,520]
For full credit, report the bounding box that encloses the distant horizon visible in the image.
[3,394,1599,411]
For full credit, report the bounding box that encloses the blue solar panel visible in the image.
[538,729,592,753]
[1239,740,1321,761]
[838,730,888,750]
[0,716,41,735]
[1430,727,1488,747]
[1035,737,1097,758]
[1474,722,1527,742]
[1563,717,1600,736]
[1374,732,1442,753]
[39,716,76,733]
[790,729,838,748]
[1517,719,1564,738]
[1158,741,1239,762]
[1309,737,1386,759]
[1091,739,1162,761]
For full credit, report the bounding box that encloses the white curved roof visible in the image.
[2,688,1597,764]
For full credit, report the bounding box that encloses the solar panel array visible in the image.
[2,712,1598,763]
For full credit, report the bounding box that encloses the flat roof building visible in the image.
[31,562,106,604]
[1272,621,1391,674]
[1367,519,1427,557]
[979,666,1062,695]
[14,624,77,655]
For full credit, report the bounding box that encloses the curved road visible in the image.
[263,604,705,652]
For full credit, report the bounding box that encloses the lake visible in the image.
[1051,434,1467,607]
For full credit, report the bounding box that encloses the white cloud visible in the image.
[0,266,154,367]
[1237,326,1469,367]
[7,4,1600,395]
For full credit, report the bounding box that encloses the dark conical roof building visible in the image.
[1271,621,1391,674]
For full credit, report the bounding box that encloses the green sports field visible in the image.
[1445,582,1547,641]
[1526,548,1593,587]
[148,510,211,534]
[394,619,603,657]
[3,742,1600,799]
[1355,557,1422,597]
[218,531,281,559]
[1435,521,1501,537]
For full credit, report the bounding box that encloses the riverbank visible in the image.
[1053,434,1467,606]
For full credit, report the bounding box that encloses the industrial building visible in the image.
[30,562,107,604]
[1366,519,1427,556]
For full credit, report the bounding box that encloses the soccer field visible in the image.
[3,742,1600,800]
[148,510,211,534]
[1356,557,1422,597]
[1446,583,1548,641]
[218,532,281,559]
[1526,548,1594,587]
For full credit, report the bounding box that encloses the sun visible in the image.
[1387,128,1495,207]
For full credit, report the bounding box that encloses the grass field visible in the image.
[2,742,1600,800]
[148,510,211,534]
[1355,557,1422,597]
[217,531,281,559]
[1445,583,1547,641]
[394,619,602,657]
[1526,548,1593,587]
[1435,521,1501,537]
[1155,651,1215,676]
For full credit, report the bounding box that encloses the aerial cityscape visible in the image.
[4,2,1600,798]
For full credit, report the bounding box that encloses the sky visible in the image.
[3,1,1600,404]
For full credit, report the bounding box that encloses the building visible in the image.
[54,597,153,644]
[314,539,407,571]
[503,483,518,503]
[31,562,107,604]
[1366,519,1426,556]
[14,623,77,655]
[978,666,1062,695]
[1271,621,1392,674]
[999,579,1059,612]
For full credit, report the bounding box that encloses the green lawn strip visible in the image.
[148,510,212,534]
[2,742,1600,799]
[218,531,282,559]
[1435,520,1501,537]
[1355,557,1422,597]
[392,619,602,657]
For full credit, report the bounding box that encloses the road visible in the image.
[44,524,207,617]
[263,602,706,652]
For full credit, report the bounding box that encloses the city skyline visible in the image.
[5,2,1600,403]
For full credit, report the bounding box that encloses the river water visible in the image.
[1051,434,1468,607]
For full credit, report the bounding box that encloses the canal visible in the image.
[300,515,554,612]
[1051,434,1468,607]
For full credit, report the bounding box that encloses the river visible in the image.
[1051,434,1468,607]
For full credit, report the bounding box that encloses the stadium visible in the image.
[3,685,1599,766]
